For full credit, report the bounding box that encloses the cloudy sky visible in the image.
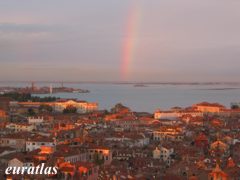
[0,0,240,82]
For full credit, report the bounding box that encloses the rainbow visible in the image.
[121,2,141,81]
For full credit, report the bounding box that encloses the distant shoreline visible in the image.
[196,87,240,91]
[1,81,240,86]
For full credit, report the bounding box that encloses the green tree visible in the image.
[93,153,104,165]
[28,108,36,116]
[0,92,59,102]
[39,104,53,113]
[231,104,239,109]
[63,105,77,114]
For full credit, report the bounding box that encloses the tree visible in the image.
[39,104,53,113]
[93,153,104,165]
[0,92,59,102]
[231,104,239,109]
[111,103,130,113]
[28,108,36,116]
[63,105,77,114]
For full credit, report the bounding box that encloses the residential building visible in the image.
[6,123,35,132]
[26,135,56,152]
[193,102,226,113]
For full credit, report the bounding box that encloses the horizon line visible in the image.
[0,80,240,85]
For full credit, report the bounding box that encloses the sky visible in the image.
[0,0,240,82]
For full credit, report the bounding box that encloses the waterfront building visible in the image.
[9,99,98,114]
[193,102,226,113]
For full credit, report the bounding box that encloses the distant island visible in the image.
[197,87,240,91]
[0,83,90,95]
[134,84,147,87]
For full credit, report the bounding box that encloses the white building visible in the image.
[26,136,56,152]
[6,123,35,132]
[0,133,27,151]
[153,146,174,165]
[154,110,203,120]
[53,99,98,113]
[28,116,44,124]
[153,127,184,141]
[105,133,149,147]
[8,158,34,168]
[63,151,88,163]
